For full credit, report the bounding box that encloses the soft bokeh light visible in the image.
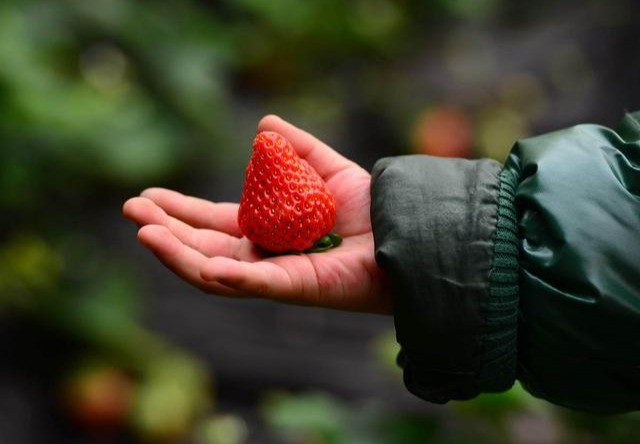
[1,0,639,443]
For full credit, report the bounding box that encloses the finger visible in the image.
[137,224,243,297]
[123,197,154,227]
[140,188,242,237]
[123,196,171,227]
[200,256,305,304]
[122,197,168,226]
[125,197,254,260]
[257,115,355,181]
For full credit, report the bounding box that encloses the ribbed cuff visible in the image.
[477,168,520,392]
[371,155,519,403]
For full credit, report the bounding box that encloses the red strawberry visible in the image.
[238,131,337,253]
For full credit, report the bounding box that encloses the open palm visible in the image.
[123,115,391,314]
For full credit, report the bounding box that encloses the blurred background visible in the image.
[1,0,639,443]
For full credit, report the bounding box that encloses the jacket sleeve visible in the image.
[370,110,640,413]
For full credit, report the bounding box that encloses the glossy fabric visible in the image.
[505,112,640,412]
[371,111,640,412]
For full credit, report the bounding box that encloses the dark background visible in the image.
[1,0,639,443]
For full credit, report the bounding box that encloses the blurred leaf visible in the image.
[370,329,402,375]
[232,0,316,35]
[195,414,249,444]
[263,391,444,444]
[452,381,544,423]
[0,235,63,308]
[438,0,501,21]
[476,105,529,161]
[262,391,349,444]
[379,414,439,444]
[131,354,212,442]
[81,269,143,322]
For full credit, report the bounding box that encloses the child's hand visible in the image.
[123,115,391,314]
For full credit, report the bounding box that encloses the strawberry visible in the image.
[238,131,337,253]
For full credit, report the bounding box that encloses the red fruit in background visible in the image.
[238,131,337,253]
[61,366,135,435]
[411,106,474,158]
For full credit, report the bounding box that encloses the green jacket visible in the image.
[371,110,640,413]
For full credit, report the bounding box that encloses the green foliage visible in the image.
[131,354,212,441]
[195,414,249,444]
[452,382,542,420]
[0,0,634,442]
[0,234,63,308]
[263,391,350,443]
[370,329,402,375]
[262,391,436,444]
[0,0,229,188]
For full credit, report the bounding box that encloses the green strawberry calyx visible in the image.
[305,233,342,253]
